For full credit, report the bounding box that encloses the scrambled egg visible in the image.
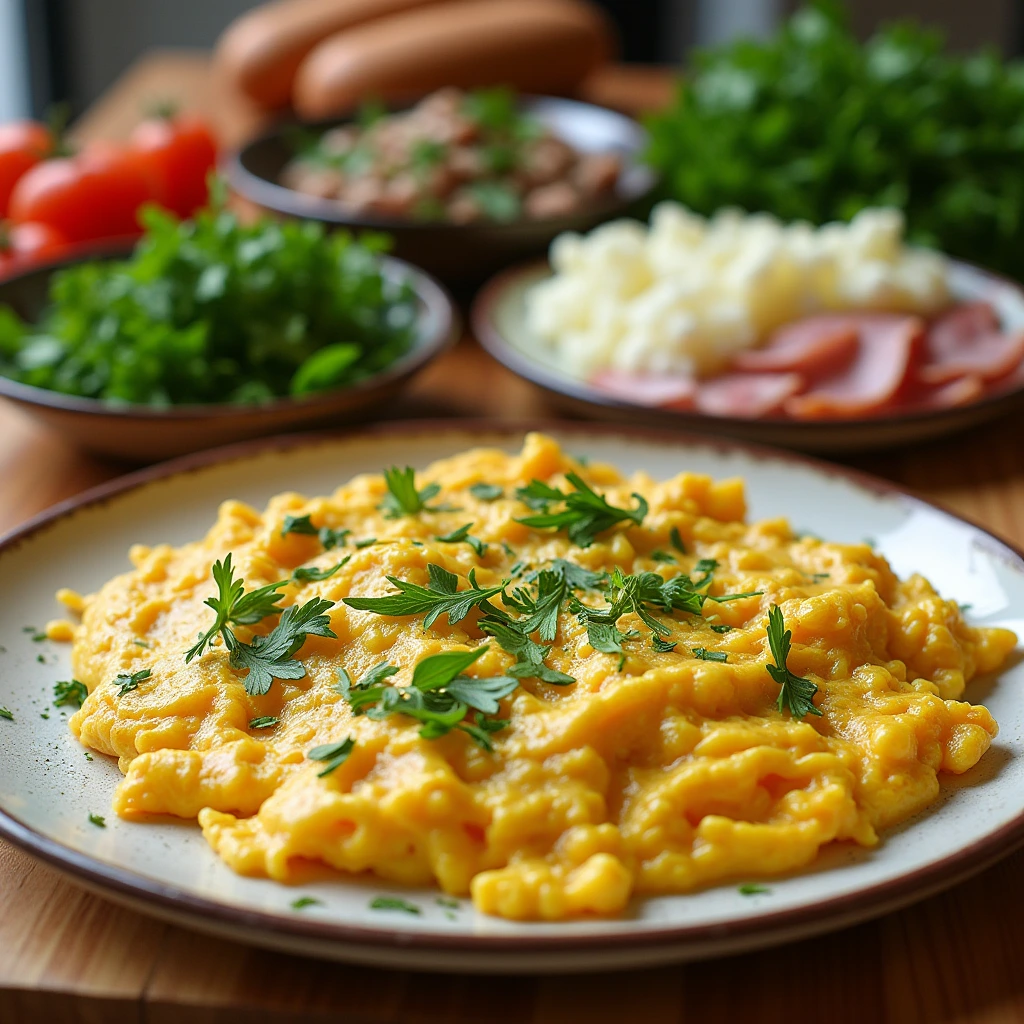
[61,434,1015,920]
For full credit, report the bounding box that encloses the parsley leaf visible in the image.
[343,563,505,628]
[281,514,318,537]
[185,554,288,662]
[709,624,734,634]
[469,483,503,501]
[651,636,677,652]
[0,707,13,721]
[435,523,488,557]
[692,647,727,662]
[587,620,638,670]
[227,598,336,696]
[292,556,351,582]
[249,716,279,729]
[116,668,151,696]
[478,615,575,685]
[354,537,376,549]
[380,466,454,518]
[88,813,106,828]
[308,736,355,776]
[650,551,676,563]
[515,472,648,547]
[370,897,421,914]
[766,605,821,719]
[291,896,322,910]
[738,883,770,896]
[670,527,687,554]
[53,679,88,708]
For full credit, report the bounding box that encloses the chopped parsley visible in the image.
[116,668,151,696]
[88,813,106,828]
[515,473,648,548]
[651,636,677,652]
[354,537,376,549]
[738,883,770,896]
[337,647,515,751]
[586,620,638,669]
[670,527,687,554]
[281,514,318,537]
[766,605,821,719]
[249,716,280,729]
[379,466,455,518]
[370,896,421,914]
[292,556,351,582]
[692,647,727,662]
[709,624,734,634]
[436,897,461,910]
[53,679,88,708]
[308,736,355,776]
[0,707,13,721]
[650,550,676,563]
[133,638,151,648]
[469,482,503,501]
[290,896,322,910]
[84,751,93,761]
[478,615,575,685]
[435,523,488,557]
[343,563,505,628]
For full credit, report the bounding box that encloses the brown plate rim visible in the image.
[0,418,1022,957]
[0,254,459,420]
[471,259,1024,431]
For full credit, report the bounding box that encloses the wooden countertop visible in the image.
[2,50,1024,1024]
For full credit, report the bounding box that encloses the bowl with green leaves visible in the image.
[0,194,457,462]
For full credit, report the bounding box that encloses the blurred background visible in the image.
[1,0,1020,118]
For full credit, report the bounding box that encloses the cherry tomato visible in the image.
[0,121,52,218]
[0,221,68,277]
[131,114,217,218]
[8,144,156,243]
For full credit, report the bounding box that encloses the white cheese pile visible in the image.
[524,203,951,378]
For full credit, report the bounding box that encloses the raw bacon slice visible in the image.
[695,372,804,418]
[919,375,985,410]
[733,317,859,378]
[920,330,1024,384]
[589,370,697,409]
[785,316,923,420]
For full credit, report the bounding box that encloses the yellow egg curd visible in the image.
[61,433,1016,920]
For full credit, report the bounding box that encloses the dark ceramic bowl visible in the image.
[0,248,458,463]
[472,259,1024,454]
[224,95,657,285]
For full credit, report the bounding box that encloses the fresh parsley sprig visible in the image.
[477,613,575,684]
[435,523,488,557]
[116,668,151,696]
[766,605,821,719]
[281,514,350,550]
[343,563,506,628]
[53,679,88,708]
[292,556,351,583]
[380,466,457,518]
[336,647,516,750]
[515,473,648,548]
[185,554,289,662]
[308,736,355,776]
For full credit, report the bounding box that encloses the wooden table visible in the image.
[2,51,1024,1024]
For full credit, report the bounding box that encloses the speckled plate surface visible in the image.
[0,422,1022,974]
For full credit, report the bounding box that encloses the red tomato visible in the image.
[0,121,53,218]
[8,144,156,243]
[0,221,68,277]
[131,114,218,218]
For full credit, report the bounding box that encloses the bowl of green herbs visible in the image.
[645,2,1024,283]
[0,198,456,462]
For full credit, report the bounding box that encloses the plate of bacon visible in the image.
[472,230,1024,453]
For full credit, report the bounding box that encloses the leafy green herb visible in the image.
[380,466,454,518]
[436,897,460,910]
[84,751,93,761]
[0,201,417,405]
[650,551,676,563]
[738,883,770,896]
[319,527,351,550]
[370,897,421,915]
[479,615,575,685]
[249,716,279,729]
[226,598,336,696]
[133,638,150,648]
[31,632,47,642]
[88,813,106,828]
[709,624,734,634]
[766,605,821,719]
[645,4,1024,281]
[343,563,505,628]
[185,554,288,662]
[282,514,318,537]
[515,473,648,548]
[39,712,49,720]
[116,668,151,696]
[670,527,687,554]
[651,636,678,652]
[435,523,488,557]
[692,647,727,663]
[469,483,503,501]
[53,679,88,708]
[292,556,351,582]
[0,707,13,721]
[706,590,763,604]
[290,896,322,910]
[587,620,638,670]
[465,182,521,222]
[337,647,516,751]
[354,537,376,549]
[308,736,355,776]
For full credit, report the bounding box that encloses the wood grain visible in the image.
[1,50,1024,1024]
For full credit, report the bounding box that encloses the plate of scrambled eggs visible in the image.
[0,425,1022,972]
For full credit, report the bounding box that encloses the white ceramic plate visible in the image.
[1,423,1023,974]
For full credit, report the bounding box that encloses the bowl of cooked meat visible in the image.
[225,87,657,284]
